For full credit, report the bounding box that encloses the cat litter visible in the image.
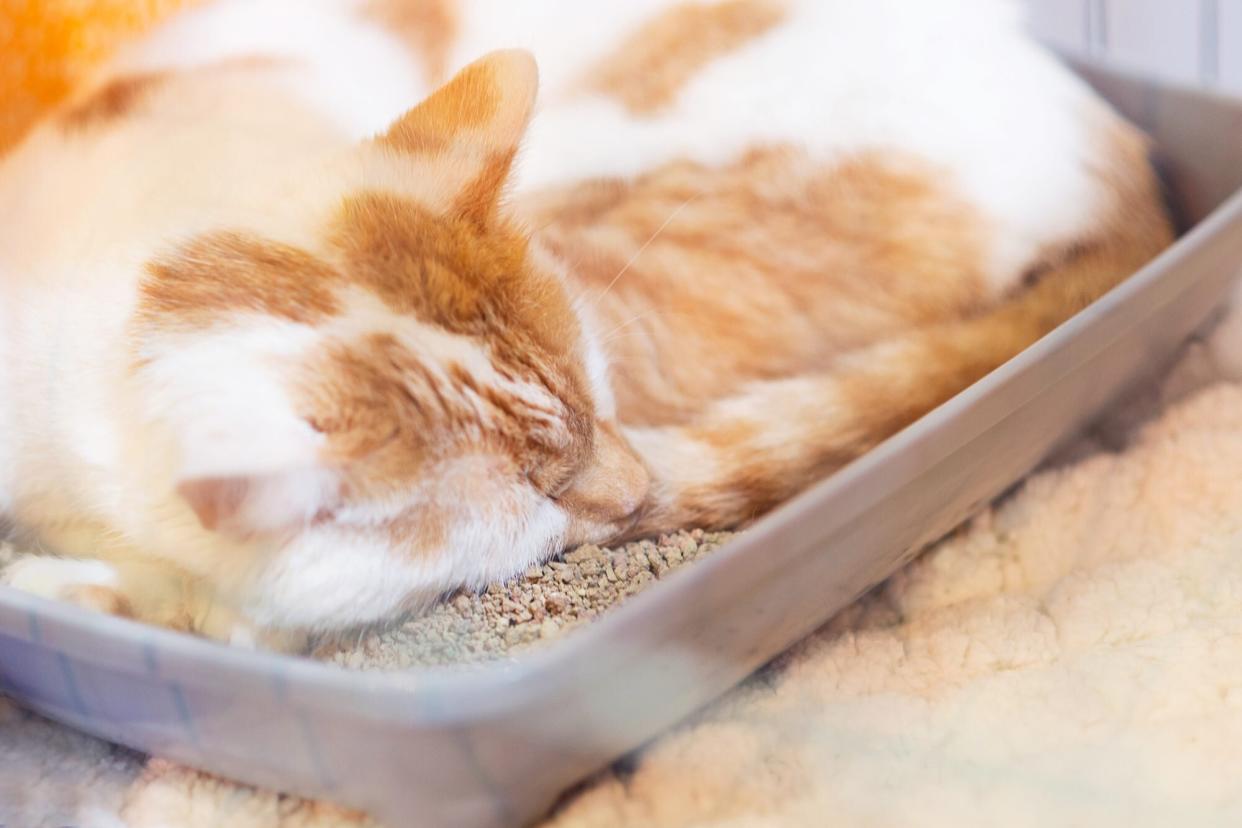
[317,530,734,669]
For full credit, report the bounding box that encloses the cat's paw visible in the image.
[200,610,308,653]
[0,556,134,617]
[227,624,309,654]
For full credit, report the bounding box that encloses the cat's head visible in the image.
[127,51,649,631]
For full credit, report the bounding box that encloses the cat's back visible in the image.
[1,0,1125,295]
[453,0,1122,288]
[459,0,1170,421]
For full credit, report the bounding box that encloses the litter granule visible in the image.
[318,530,734,670]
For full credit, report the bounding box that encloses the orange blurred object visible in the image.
[0,0,200,152]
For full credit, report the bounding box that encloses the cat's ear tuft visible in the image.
[377,50,538,225]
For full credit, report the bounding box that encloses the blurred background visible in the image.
[5,2,1232,157]
[1026,0,1242,93]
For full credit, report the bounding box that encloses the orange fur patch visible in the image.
[58,58,285,133]
[829,120,1175,444]
[263,190,596,514]
[329,191,585,383]
[135,181,594,491]
[557,421,649,525]
[309,334,446,463]
[526,148,989,427]
[139,232,343,328]
[625,124,1174,533]
[134,183,602,554]
[301,327,585,551]
[379,59,501,154]
[332,191,523,326]
[59,71,167,130]
[61,583,135,618]
[585,0,787,114]
[306,332,572,472]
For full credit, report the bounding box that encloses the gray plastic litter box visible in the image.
[3,61,1242,828]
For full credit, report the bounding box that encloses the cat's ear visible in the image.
[173,413,339,541]
[143,357,339,540]
[376,49,538,225]
[378,49,537,160]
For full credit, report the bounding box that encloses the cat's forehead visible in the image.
[136,187,592,461]
[141,189,580,352]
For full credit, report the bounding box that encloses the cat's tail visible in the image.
[625,136,1175,535]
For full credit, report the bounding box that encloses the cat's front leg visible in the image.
[194,600,309,653]
[0,553,307,651]
[0,549,204,635]
[1,555,138,618]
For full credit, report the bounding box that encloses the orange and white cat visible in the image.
[0,0,1172,647]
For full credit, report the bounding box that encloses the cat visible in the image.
[0,0,1173,649]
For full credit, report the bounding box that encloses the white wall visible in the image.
[1025,0,1242,93]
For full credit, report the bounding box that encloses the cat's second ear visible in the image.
[145,365,340,541]
[376,49,538,224]
[174,418,339,542]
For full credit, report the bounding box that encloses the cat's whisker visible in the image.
[600,309,659,346]
[600,330,653,350]
[591,192,703,308]
[600,308,656,338]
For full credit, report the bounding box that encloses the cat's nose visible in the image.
[558,424,650,529]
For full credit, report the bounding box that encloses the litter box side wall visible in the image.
[367,64,1242,825]
[0,63,1241,828]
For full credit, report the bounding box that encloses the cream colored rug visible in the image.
[7,337,1242,827]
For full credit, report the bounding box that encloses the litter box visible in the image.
[3,61,1242,828]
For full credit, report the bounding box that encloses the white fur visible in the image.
[137,322,326,480]
[1,557,119,599]
[245,457,568,630]
[0,0,1133,640]
[115,0,428,139]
